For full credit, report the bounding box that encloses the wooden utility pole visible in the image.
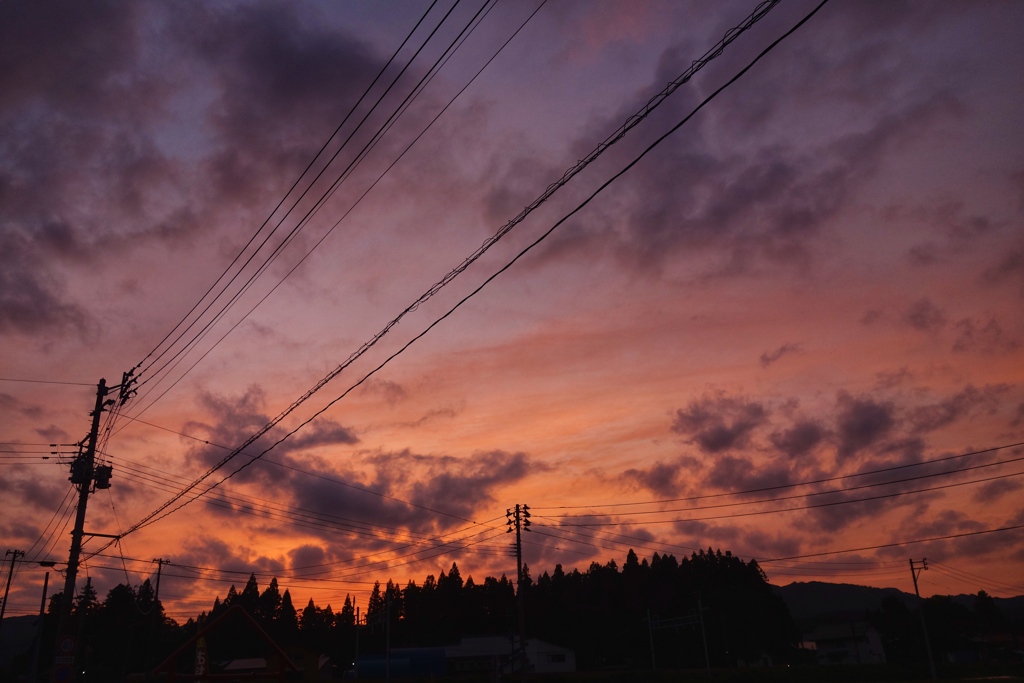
[507,504,531,682]
[29,571,50,683]
[52,370,134,682]
[56,378,109,645]
[0,549,25,638]
[909,558,937,681]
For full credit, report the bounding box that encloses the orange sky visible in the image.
[2,0,1023,623]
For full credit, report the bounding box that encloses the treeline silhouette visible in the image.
[14,547,799,678]
[205,547,798,670]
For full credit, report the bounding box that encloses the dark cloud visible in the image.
[982,248,1024,292]
[367,379,408,407]
[769,420,826,459]
[952,317,1020,354]
[0,469,69,511]
[908,384,1007,434]
[169,2,384,206]
[0,1,144,121]
[0,1,394,345]
[0,392,43,419]
[972,478,1023,504]
[798,487,938,535]
[1012,402,1024,428]
[0,227,88,334]
[903,297,947,333]
[490,1,967,278]
[657,382,1022,538]
[621,460,685,498]
[287,420,359,450]
[904,509,986,540]
[184,386,278,470]
[874,367,912,390]
[0,519,42,547]
[674,520,741,550]
[860,309,883,325]
[406,450,536,523]
[704,455,795,493]
[184,388,538,538]
[734,528,803,562]
[759,343,802,368]
[174,536,284,577]
[672,393,768,453]
[289,544,327,570]
[895,201,1000,265]
[397,406,462,430]
[906,244,939,266]
[834,392,895,461]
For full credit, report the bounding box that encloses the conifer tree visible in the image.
[367,581,384,617]
[278,589,299,642]
[239,573,260,616]
[300,598,319,632]
[339,594,355,626]
[73,580,99,620]
[259,577,282,623]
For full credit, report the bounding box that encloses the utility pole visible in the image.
[147,559,171,669]
[909,558,937,681]
[698,591,711,679]
[52,370,135,683]
[0,549,25,638]
[29,571,50,683]
[646,608,656,670]
[385,587,392,683]
[506,504,530,683]
[152,558,170,605]
[56,378,109,638]
[354,606,360,678]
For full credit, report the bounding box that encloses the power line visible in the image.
[0,377,93,386]
[110,3,506,525]
[760,524,1024,562]
[538,468,1024,527]
[133,0,445,379]
[108,458,483,548]
[541,450,1024,519]
[130,0,485,414]
[119,0,797,542]
[532,441,1024,511]
[162,0,828,537]
[119,0,548,428]
[928,561,1024,594]
[102,415,478,523]
[85,519,508,588]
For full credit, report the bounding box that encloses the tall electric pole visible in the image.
[147,559,171,669]
[52,370,134,683]
[506,504,530,682]
[0,549,25,639]
[29,571,50,683]
[56,378,109,638]
[909,558,936,681]
[152,558,171,605]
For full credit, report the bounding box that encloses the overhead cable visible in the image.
[107,0,791,545]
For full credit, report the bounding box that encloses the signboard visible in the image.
[52,636,77,683]
[58,636,76,655]
[195,636,208,676]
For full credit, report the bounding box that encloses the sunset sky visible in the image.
[2,0,1023,623]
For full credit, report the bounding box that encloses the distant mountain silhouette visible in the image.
[773,581,917,620]
[0,614,40,668]
[773,581,1024,622]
